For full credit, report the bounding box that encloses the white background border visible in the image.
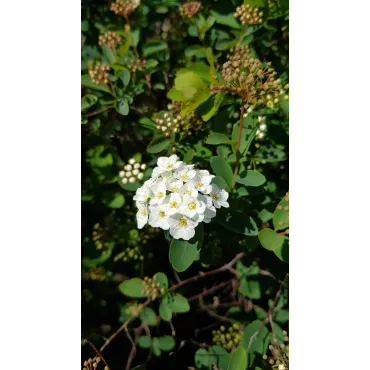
[1,0,370,369]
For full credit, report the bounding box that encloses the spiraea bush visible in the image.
[82,0,289,369]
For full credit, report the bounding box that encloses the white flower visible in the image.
[166,178,183,192]
[168,214,198,240]
[148,204,171,230]
[133,186,150,203]
[174,165,196,182]
[179,195,206,219]
[149,179,167,205]
[191,173,213,194]
[165,193,182,215]
[210,184,229,208]
[136,203,148,229]
[178,182,198,198]
[157,154,182,172]
[134,155,229,239]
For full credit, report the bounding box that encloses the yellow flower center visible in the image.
[184,190,191,195]
[141,209,147,216]
[166,164,173,169]
[180,174,188,181]
[170,201,178,208]
[157,192,164,199]
[188,202,197,210]
[159,211,166,218]
[170,186,178,191]
[179,218,187,227]
[195,182,203,188]
[212,193,220,200]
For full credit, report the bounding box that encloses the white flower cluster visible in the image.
[119,158,146,184]
[134,155,229,240]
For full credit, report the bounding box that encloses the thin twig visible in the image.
[125,324,145,370]
[84,339,110,370]
[85,104,114,117]
[100,299,151,352]
[187,280,231,302]
[168,252,245,292]
[247,273,288,352]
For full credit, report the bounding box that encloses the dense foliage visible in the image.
[81,0,289,369]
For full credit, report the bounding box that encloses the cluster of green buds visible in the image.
[212,324,242,351]
[123,56,147,72]
[179,1,202,18]
[155,111,181,137]
[92,223,110,250]
[110,0,136,18]
[114,245,143,262]
[234,4,263,26]
[83,357,108,370]
[142,275,165,301]
[256,116,267,140]
[84,266,106,282]
[98,31,121,49]
[262,330,289,369]
[119,158,146,184]
[88,61,110,85]
[210,45,287,109]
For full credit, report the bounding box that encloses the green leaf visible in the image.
[102,192,125,208]
[138,336,152,349]
[131,29,140,48]
[226,344,247,370]
[195,348,210,369]
[153,272,168,291]
[210,156,234,187]
[81,74,111,94]
[185,45,207,58]
[183,149,195,163]
[275,309,289,324]
[258,228,285,251]
[209,346,228,369]
[138,117,157,131]
[215,39,237,51]
[143,41,168,57]
[242,320,269,354]
[81,94,98,111]
[119,278,147,298]
[237,170,266,187]
[239,276,261,300]
[167,88,187,101]
[274,237,289,263]
[210,10,241,29]
[206,133,231,145]
[165,293,190,313]
[118,70,130,86]
[115,97,129,116]
[211,176,230,192]
[273,193,289,231]
[157,336,175,351]
[147,135,171,153]
[152,338,161,357]
[140,307,157,326]
[216,209,258,236]
[258,208,273,223]
[169,224,204,272]
[159,299,172,321]
[201,93,226,121]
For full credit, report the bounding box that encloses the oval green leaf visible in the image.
[169,224,203,272]
[258,228,285,251]
[157,336,175,351]
[119,278,147,298]
[206,133,231,145]
[237,170,266,187]
[147,135,171,154]
[210,156,234,187]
